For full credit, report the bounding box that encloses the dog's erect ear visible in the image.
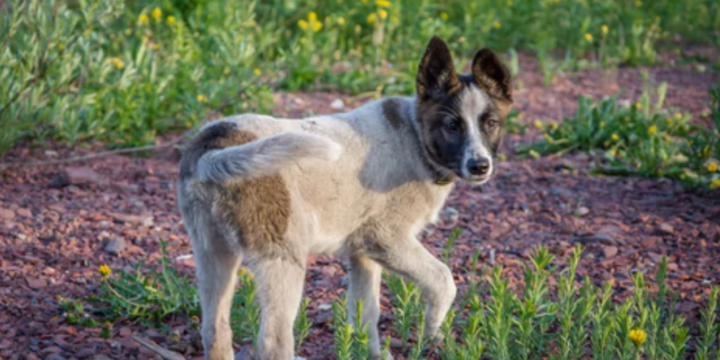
[416,36,460,101]
[471,48,512,102]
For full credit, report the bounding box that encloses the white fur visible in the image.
[196,132,342,182]
[458,86,494,180]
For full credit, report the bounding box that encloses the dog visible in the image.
[178,35,513,360]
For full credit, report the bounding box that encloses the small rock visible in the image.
[109,212,154,226]
[641,236,661,248]
[27,278,48,289]
[655,223,674,236]
[317,303,332,311]
[16,208,32,217]
[569,232,615,245]
[0,208,15,220]
[93,355,113,360]
[576,206,590,217]
[51,167,104,188]
[440,207,459,223]
[603,245,618,258]
[330,98,345,110]
[104,238,126,255]
[119,327,132,337]
[44,150,58,157]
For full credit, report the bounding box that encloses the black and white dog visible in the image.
[178,36,512,360]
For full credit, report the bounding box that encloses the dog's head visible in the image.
[415,36,513,184]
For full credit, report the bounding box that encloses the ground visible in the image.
[0,53,719,360]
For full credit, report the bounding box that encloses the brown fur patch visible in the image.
[180,122,292,254]
[218,175,291,254]
[382,98,407,129]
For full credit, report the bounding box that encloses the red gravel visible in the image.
[0,55,718,360]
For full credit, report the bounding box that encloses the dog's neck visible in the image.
[402,98,458,186]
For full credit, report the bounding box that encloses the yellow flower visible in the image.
[367,12,377,25]
[711,178,720,189]
[635,102,642,109]
[254,68,261,76]
[378,9,388,20]
[151,8,162,21]
[667,118,674,126]
[707,161,718,173]
[337,17,346,25]
[375,0,391,7]
[299,12,322,32]
[635,0,642,7]
[107,57,124,70]
[629,329,647,346]
[138,14,150,26]
[299,37,307,44]
[584,33,593,42]
[247,19,257,26]
[647,125,658,135]
[440,12,449,20]
[493,21,501,29]
[57,42,65,50]
[601,24,608,35]
[167,15,176,25]
[543,133,553,142]
[355,24,362,33]
[197,94,209,103]
[611,133,619,141]
[674,112,682,120]
[99,264,112,277]
[391,15,400,24]
[534,119,544,129]
[507,0,514,6]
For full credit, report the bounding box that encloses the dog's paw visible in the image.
[421,333,445,357]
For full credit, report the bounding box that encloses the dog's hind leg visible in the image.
[254,256,306,360]
[347,254,388,359]
[193,235,243,360]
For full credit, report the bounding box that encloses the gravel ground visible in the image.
[1,53,719,360]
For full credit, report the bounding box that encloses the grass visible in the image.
[85,237,720,359]
[1,0,719,156]
[522,76,720,189]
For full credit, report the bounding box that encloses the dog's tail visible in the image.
[196,132,343,182]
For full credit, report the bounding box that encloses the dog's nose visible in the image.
[467,157,490,176]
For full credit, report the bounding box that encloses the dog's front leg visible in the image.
[369,236,456,345]
[347,254,388,359]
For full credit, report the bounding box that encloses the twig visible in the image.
[0,123,201,170]
[132,335,186,360]
[0,97,247,170]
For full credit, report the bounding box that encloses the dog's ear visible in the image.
[471,48,512,102]
[416,36,460,101]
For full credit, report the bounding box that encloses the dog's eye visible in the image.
[486,119,498,130]
[444,119,461,132]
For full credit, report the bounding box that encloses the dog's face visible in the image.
[415,36,513,184]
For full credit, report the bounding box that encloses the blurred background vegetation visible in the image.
[1,0,719,185]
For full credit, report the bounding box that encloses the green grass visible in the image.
[521,77,720,189]
[2,0,719,155]
[86,237,720,359]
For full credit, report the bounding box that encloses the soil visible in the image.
[1,54,719,360]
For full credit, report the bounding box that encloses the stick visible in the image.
[132,335,187,360]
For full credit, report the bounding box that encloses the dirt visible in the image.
[0,55,719,360]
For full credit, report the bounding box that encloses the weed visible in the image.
[522,81,720,188]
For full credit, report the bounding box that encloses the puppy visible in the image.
[178,35,512,360]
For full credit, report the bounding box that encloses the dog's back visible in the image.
[178,97,450,259]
